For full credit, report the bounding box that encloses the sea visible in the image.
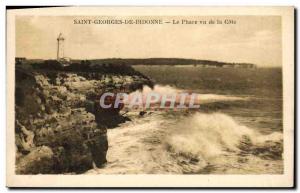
[87,66,283,174]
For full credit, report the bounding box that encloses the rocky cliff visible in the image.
[15,62,153,174]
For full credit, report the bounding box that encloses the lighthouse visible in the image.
[57,33,65,60]
[56,33,70,66]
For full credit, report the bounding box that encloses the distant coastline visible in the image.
[15,57,256,68]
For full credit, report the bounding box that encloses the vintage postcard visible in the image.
[6,6,294,187]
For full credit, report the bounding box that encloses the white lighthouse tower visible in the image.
[57,33,65,60]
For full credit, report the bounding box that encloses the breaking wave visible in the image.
[126,84,247,107]
[165,113,283,167]
[87,111,283,174]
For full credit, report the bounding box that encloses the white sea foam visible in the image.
[87,112,283,174]
[165,113,282,159]
[166,113,254,158]
[125,84,247,109]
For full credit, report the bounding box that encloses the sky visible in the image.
[16,16,281,67]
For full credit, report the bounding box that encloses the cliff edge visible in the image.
[15,61,153,174]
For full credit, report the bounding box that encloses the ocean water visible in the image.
[87,66,283,174]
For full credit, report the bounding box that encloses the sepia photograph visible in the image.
[6,6,294,187]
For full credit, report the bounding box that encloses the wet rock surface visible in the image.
[15,63,152,174]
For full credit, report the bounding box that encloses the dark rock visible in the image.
[139,111,147,116]
[16,146,54,174]
[88,134,108,167]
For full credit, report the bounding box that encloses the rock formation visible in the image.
[15,62,153,174]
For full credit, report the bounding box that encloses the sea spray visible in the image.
[87,111,283,174]
[165,113,255,159]
[165,113,283,163]
[121,84,247,110]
